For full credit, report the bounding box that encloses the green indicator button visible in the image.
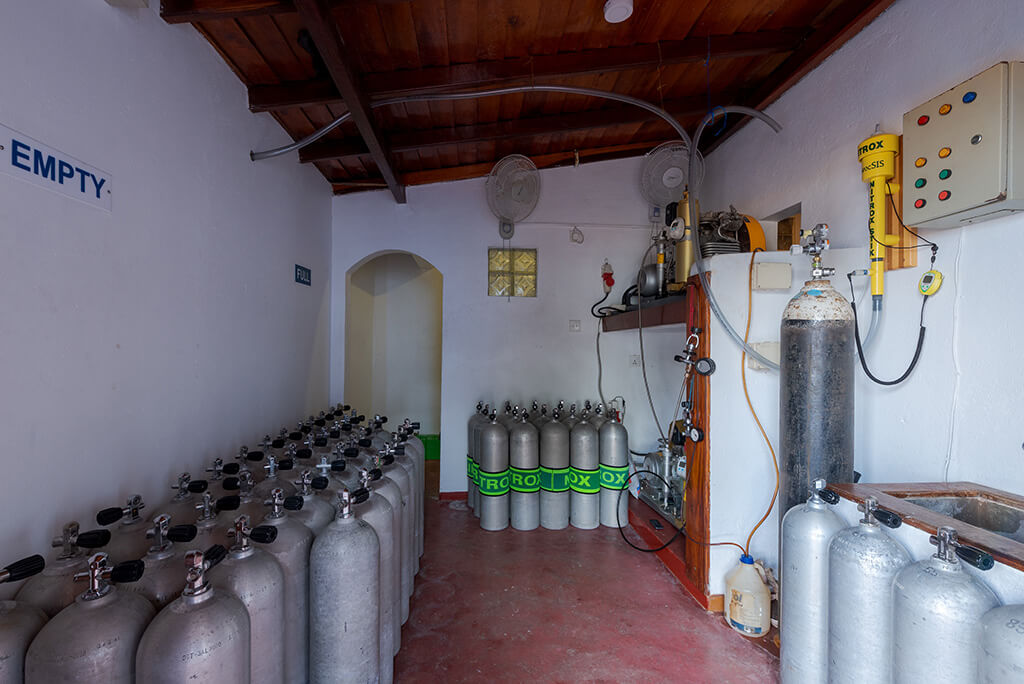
[914,178,926,189]
[938,168,952,180]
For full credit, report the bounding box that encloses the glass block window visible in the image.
[488,247,537,297]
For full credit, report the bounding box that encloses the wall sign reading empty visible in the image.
[295,264,311,286]
[1,124,112,211]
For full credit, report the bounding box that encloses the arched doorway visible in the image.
[345,251,443,495]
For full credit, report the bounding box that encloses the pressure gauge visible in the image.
[694,357,716,376]
[687,426,704,443]
[918,270,943,296]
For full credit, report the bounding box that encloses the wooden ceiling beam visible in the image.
[292,0,405,203]
[160,0,403,24]
[299,92,736,164]
[249,29,804,112]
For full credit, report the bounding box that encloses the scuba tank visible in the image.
[242,446,267,483]
[135,545,249,684]
[367,454,409,627]
[219,470,264,525]
[0,555,48,684]
[379,443,414,617]
[259,489,313,684]
[980,603,1024,682]
[309,489,381,684]
[207,516,284,684]
[125,514,198,609]
[828,496,911,683]
[590,403,607,430]
[478,412,510,532]
[96,495,151,563]
[252,454,296,499]
[25,553,153,684]
[292,469,336,536]
[598,415,629,529]
[892,526,999,683]
[539,411,571,530]
[159,473,208,525]
[193,491,237,550]
[531,403,551,429]
[508,412,540,531]
[355,468,399,683]
[15,523,110,617]
[779,479,845,684]
[469,403,490,516]
[313,452,355,507]
[569,411,600,530]
[398,420,425,563]
[564,403,580,430]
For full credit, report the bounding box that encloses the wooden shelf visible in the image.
[600,294,688,332]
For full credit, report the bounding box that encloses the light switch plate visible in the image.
[753,262,792,290]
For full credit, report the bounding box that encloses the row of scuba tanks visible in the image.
[1,404,425,684]
[780,479,1023,683]
[467,399,629,532]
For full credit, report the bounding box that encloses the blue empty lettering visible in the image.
[57,161,74,185]
[91,174,106,199]
[33,150,56,180]
[11,139,31,171]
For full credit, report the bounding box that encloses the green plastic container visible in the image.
[419,434,440,461]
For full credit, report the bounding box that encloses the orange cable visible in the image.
[741,249,780,556]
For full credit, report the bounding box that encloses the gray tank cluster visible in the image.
[0,402,425,684]
[467,399,629,532]
[780,484,1021,684]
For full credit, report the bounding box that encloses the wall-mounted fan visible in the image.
[639,141,704,239]
[486,154,540,239]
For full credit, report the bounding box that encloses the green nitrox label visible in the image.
[467,456,479,485]
[540,466,570,492]
[478,469,510,496]
[569,467,600,494]
[510,466,541,493]
[599,464,629,490]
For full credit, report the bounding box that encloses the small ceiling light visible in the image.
[604,0,633,23]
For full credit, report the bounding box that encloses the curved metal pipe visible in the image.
[251,85,693,161]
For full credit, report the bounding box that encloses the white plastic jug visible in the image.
[725,554,771,637]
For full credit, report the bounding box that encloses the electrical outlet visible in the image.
[569,319,581,332]
[630,355,641,367]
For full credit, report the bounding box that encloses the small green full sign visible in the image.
[295,264,311,286]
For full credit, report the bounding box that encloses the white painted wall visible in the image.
[345,253,443,433]
[0,1,331,595]
[698,0,1024,594]
[332,157,691,493]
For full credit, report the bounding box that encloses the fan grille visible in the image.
[639,141,705,208]
[486,154,540,223]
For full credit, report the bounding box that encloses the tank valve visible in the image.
[96,495,146,526]
[792,223,835,279]
[0,554,46,584]
[929,526,994,570]
[73,552,145,600]
[858,496,902,529]
[227,515,278,551]
[183,546,227,596]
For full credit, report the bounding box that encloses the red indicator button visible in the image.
[918,115,930,125]
[914,199,926,209]
[938,190,951,201]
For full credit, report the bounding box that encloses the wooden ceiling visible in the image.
[161,0,895,202]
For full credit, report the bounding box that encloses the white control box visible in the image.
[902,62,1024,229]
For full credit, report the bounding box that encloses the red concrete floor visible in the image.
[395,498,779,683]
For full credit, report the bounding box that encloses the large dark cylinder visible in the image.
[779,279,854,534]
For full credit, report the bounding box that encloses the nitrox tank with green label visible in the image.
[598,417,629,528]
[478,413,510,532]
[569,412,600,529]
[509,413,540,531]
[467,403,486,515]
[539,411,570,530]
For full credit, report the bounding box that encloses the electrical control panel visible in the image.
[902,62,1024,229]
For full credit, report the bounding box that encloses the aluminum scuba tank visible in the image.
[398,419,425,562]
[389,436,421,575]
[892,526,999,683]
[498,402,514,427]
[252,454,297,499]
[469,403,491,517]
[509,413,540,531]
[0,554,48,684]
[381,440,417,593]
[207,516,284,684]
[194,492,238,550]
[125,514,198,609]
[980,604,1024,682]
[367,456,409,627]
[827,496,911,683]
[540,410,571,530]
[25,552,153,684]
[598,415,629,528]
[355,468,399,682]
[159,473,208,525]
[309,489,381,684]
[205,457,227,491]
[220,470,265,525]
[236,445,267,483]
[531,403,551,429]
[313,452,357,506]
[570,411,600,530]
[479,412,510,532]
[564,403,580,430]
[135,545,249,684]
[15,523,111,617]
[590,403,607,430]
[780,479,845,684]
[292,469,336,536]
[96,495,151,564]
[259,489,313,684]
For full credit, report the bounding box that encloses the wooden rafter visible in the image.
[292,0,405,203]
[249,30,804,112]
[299,92,735,164]
[160,0,403,24]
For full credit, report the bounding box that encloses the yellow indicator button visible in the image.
[939,103,952,115]
[915,157,927,168]
[939,147,952,158]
